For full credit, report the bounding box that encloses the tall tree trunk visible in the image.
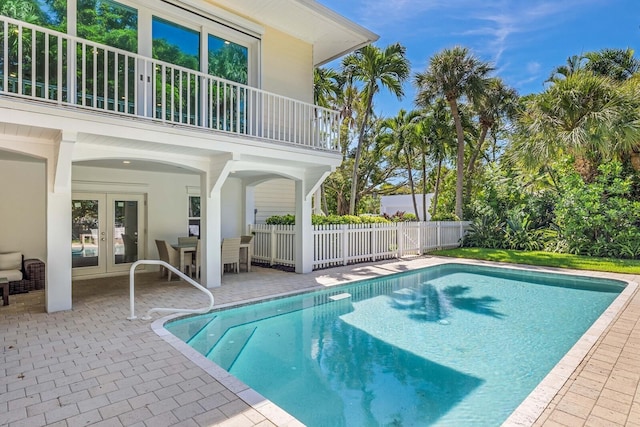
[421,149,428,221]
[447,97,466,219]
[467,125,489,174]
[321,184,328,215]
[431,158,443,217]
[465,124,489,201]
[348,93,374,215]
[405,155,419,218]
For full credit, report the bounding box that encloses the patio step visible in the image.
[206,324,258,371]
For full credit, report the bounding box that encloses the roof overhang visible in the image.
[207,0,379,66]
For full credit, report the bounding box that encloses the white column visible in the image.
[294,179,313,273]
[200,155,233,288]
[46,132,75,312]
[244,183,256,233]
[200,174,221,288]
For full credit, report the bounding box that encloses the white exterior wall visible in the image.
[261,26,313,103]
[254,179,295,224]
[0,159,47,261]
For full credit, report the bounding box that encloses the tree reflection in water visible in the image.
[392,282,504,322]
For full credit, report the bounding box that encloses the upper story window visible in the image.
[208,34,248,84]
[77,0,137,53]
[0,0,66,31]
[152,16,199,71]
[1,0,258,81]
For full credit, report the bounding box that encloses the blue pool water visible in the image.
[165,263,625,426]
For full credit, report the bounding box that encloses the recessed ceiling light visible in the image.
[123,160,131,164]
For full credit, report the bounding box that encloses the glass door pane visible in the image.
[72,198,101,269]
[113,199,139,265]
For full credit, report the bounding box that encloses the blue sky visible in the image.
[319,0,640,116]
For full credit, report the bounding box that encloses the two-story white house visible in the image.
[0,0,377,312]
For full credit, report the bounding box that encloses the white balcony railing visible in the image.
[0,15,340,151]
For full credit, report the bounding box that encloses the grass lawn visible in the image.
[431,247,640,275]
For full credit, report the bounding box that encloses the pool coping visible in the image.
[151,259,638,427]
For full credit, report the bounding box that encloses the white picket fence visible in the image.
[249,221,470,270]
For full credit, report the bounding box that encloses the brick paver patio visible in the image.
[1,256,639,426]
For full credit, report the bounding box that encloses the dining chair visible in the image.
[221,237,241,274]
[155,239,182,281]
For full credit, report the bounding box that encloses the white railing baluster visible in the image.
[17,24,22,95]
[92,45,97,108]
[30,27,35,97]
[2,20,7,93]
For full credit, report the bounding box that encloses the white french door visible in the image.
[72,193,146,277]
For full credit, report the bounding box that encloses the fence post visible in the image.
[418,222,423,255]
[437,222,442,249]
[270,225,276,266]
[371,223,377,262]
[396,222,403,257]
[341,224,349,266]
[459,221,465,244]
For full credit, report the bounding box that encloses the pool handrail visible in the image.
[128,260,214,320]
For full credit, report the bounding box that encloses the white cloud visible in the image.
[354,0,602,67]
[526,62,541,74]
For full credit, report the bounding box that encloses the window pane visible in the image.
[208,34,247,84]
[188,219,200,237]
[77,0,138,53]
[0,0,66,31]
[152,17,199,70]
[189,196,201,218]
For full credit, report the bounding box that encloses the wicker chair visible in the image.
[155,240,190,281]
[221,237,241,274]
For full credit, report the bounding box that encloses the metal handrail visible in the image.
[128,259,214,320]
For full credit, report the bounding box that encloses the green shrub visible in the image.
[266,214,392,226]
[462,215,505,249]
[430,213,460,221]
[265,214,295,225]
[382,211,419,222]
[554,161,640,259]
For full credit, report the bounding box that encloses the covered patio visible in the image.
[1,257,639,426]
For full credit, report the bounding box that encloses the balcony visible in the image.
[0,15,340,152]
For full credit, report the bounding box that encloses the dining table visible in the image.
[171,243,196,275]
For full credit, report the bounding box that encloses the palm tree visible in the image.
[314,67,343,108]
[414,46,493,219]
[466,78,518,196]
[546,54,584,83]
[514,70,640,181]
[342,43,410,215]
[583,48,640,82]
[417,99,455,218]
[376,109,422,218]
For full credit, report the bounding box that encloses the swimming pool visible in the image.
[165,263,627,426]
